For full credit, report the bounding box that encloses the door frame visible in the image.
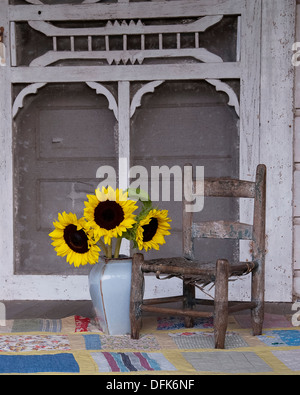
[0,0,295,301]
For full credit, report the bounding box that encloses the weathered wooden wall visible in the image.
[0,0,296,302]
[293,3,300,298]
[259,0,295,302]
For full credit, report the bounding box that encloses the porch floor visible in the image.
[0,300,295,320]
[0,301,295,320]
[0,301,299,375]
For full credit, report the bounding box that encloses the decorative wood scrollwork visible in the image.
[26,16,224,67]
[130,81,164,118]
[12,83,47,118]
[12,79,239,120]
[86,82,119,120]
[205,79,240,117]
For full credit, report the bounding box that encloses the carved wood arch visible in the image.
[12,78,240,120]
[12,82,118,120]
[12,83,47,119]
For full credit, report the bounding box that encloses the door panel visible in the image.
[131,80,239,262]
[14,83,117,275]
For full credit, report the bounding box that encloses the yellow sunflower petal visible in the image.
[83,186,138,249]
[49,211,100,267]
[135,209,171,252]
[49,229,64,238]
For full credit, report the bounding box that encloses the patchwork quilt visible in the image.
[0,313,299,375]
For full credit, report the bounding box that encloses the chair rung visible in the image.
[230,261,257,276]
[143,296,184,305]
[141,305,213,318]
[142,263,215,277]
[228,302,257,314]
[142,260,256,279]
[195,299,214,306]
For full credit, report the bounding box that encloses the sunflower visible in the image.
[83,186,138,245]
[49,212,100,267]
[136,209,171,251]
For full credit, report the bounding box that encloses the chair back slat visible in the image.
[192,221,253,240]
[183,164,266,260]
[195,179,255,198]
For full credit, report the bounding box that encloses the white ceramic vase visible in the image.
[88,256,132,335]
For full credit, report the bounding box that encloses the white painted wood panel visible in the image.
[295,67,300,109]
[118,81,131,257]
[10,63,241,83]
[294,272,300,300]
[260,0,295,302]
[294,223,300,271]
[295,116,300,162]
[295,5,300,109]
[0,0,13,281]
[294,167,300,217]
[8,0,243,21]
[294,5,300,298]
[239,0,261,180]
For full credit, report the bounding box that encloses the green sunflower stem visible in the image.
[97,238,108,258]
[114,237,122,259]
[107,244,113,259]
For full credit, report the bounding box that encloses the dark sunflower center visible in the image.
[64,224,89,254]
[94,201,125,231]
[142,217,159,242]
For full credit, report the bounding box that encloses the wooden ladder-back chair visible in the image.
[130,164,266,349]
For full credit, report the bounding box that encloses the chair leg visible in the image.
[130,253,144,339]
[214,259,229,349]
[183,282,195,328]
[251,261,265,336]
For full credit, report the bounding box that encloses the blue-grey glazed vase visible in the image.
[88,256,132,335]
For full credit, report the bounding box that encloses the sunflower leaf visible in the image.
[127,187,152,205]
[121,226,137,242]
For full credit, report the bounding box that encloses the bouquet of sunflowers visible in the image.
[49,186,171,267]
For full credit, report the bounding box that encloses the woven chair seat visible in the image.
[142,257,256,285]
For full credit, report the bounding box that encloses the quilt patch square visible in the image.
[99,334,160,351]
[82,334,160,351]
[75,316,91,332]
[169,332,248,349]
[157,316,213,330]
[11,319,41,333]
[91,351,176,372]
[83,334,102,350]
[11,319,62,333]
[182,351,273,373]
[272,350,300,371]
[257,330,300,346]
[74,316,99,333]
[39,319,62,332]
[0,353,79,373]
[0,334,70,352]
